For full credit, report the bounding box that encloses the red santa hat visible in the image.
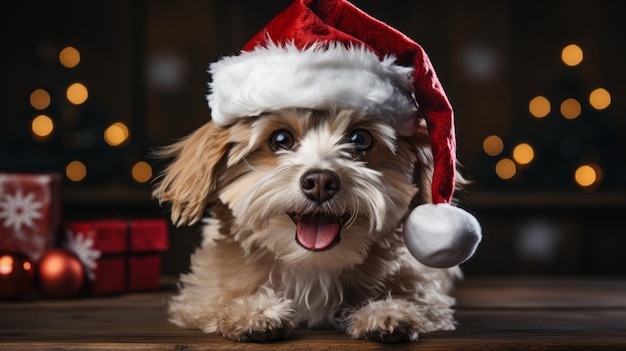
[207,0,481,268]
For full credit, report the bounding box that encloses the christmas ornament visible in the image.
[37,248,84,298]
[206,0,482,268]
[0,252,34,299]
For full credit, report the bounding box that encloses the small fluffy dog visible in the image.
[153,107,462,343]
[152,0,481,344]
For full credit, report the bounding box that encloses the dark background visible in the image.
[1,0,625,277]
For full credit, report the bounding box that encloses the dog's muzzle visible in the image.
[300,169,340,204]
[292,212,342,251]
[289,169,345,251]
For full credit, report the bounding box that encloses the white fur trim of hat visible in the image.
[207,42,418,136]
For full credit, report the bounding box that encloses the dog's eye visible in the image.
[348,129,373,151]
[269,130,295,150]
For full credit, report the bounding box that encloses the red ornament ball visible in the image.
[0,252,35,300]
[37,248,84,299]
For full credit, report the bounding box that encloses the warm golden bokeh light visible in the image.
[495,158,516,180]
[59,46,81,68]
[560,98,581,119]
[575,164,601,188]
[31,114,54,138]
[104,122,130,146]
[513,143,535,165]
[30,89,51,110]
[66,160,87,182]
[575,170,594,187]
[589,88,611,110]
[562,44,583,66]
[529,96,551,118]
[66,83,88,105]
[483,135,504,156]
[132,161,153,183]
[0,255,13,275]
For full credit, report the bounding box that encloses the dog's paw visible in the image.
[346,298,455,343]
[245,327,290,342]
[364,321,417,343]
[216,289,295,342]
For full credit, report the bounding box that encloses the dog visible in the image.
[152,107,463,343]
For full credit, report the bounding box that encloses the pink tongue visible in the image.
[296,213,341,250]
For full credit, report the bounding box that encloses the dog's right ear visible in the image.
[152,121,229,227]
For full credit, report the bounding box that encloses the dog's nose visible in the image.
[300,170,340,203]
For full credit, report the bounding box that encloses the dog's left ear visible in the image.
[152,121,229,226]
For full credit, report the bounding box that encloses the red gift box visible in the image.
[64,219,169,295]
[0,173,62,261]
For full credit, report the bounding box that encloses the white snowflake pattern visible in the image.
[0,190,43,235]
[66,230,101,280]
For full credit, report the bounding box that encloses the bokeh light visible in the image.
[66,160,87,181]
[513,143,535,165]
[561,44,583,66]
[574,163,601,189]
[483,135,504,156]
[30,89,51,110]
[59,46,80,68]
[560,98,581,120]
[132,161,153,183]
[529,96,551,118]
[31,114,54,138]
[0,255,13,275]
[104,122,129,146]
[589,88,611,110]
[496,158,516,180]
[66,83,88,105]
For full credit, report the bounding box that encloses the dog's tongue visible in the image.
[296,213,340,250]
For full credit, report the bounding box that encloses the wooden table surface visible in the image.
[2,277,626,350]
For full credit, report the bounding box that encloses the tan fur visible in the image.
[154,109,461,343]
[152,121,230,226]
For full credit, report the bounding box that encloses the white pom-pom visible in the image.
[403,203,482,268]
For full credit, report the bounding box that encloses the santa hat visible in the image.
[207,0,481,268]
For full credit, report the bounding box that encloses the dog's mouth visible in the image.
[288,213,349,251]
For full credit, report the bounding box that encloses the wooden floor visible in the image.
[2,277,626,350]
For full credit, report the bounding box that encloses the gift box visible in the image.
[0,173,62,262]
[64,219,169,295]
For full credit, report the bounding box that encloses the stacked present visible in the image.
[64,219,169,295]
[0,172,169,299]
[0,173,62,262]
